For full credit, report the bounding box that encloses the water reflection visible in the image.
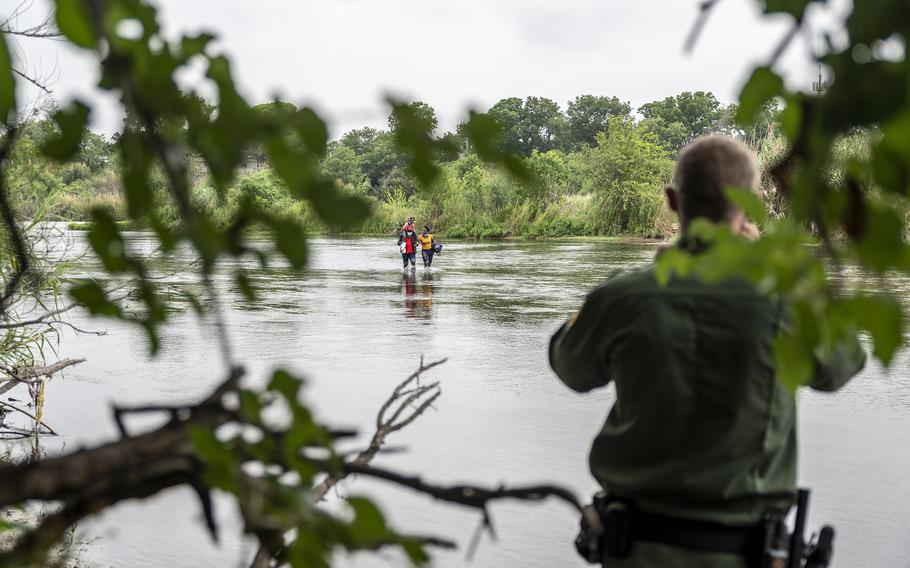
[401,269,435,320]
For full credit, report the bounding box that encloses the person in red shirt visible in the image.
[397,225,418,269]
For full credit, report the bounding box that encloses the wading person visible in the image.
[418,225,435,268]
[549,135,865,567]
[398,225,418,270]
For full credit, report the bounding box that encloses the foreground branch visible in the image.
[0,361,580,567]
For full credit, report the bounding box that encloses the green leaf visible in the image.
[0,34,15,120]
[848,0,910,44]
[736,66,783,126]
[41,101,90,160]
[761,0,817,20]
[401,540,430,565]
[69,280,121,317]
[189,426,238,492]
[779,96,803,141]
[847,295,904,364]
[268,370,302,401]
[854,202,906,273]
[295,108,328,157]
[238,389,263,423]
[348,497,387,543]
[87,208,129,273]
[235,271,257,302]
[306,180,372,228]
[118,131,154,218]
[654,247,693,286]
[724,186,768,225]
[271,219,308,270]
[54,0,98,48]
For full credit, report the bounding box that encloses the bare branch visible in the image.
[12,67,52,94]
[0,302,79,329]
[0,357,86,396]
[0,400,57,435]
[306,457,584,514]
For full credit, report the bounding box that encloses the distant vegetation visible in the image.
[10,92,819,238]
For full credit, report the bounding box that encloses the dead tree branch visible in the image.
[0,357,86,397]
[0,400,57,435]
[0,361,580,567]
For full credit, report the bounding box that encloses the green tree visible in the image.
[565,95,632,150]
[578,117,674,235]
[338,127,401,191]
[322,143,366,188]
[485,96,566,156]
[639,91,729,152]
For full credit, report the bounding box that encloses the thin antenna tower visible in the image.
[812,64,828,95]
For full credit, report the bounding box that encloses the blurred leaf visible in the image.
[736,66,783,125]
[854,202,906,273]
[270,219,308,270]
[724,186,769,225]
[41,101,90,160]
[306,180,372,227]
[180,33,214,58]
[268,370,302,402]
[760,0,818,20]
[654,247,693,286]
[118,130,153,218]
[190,426,238,493]
[69,280,121,317]
[296,108,328,157]
[348,497,387,543]
[238,389,263,423]
[235,272,257,302]
[87,209,129,273]
[54,0,98,48]
[401,540,430,565]
[847,295,904,363]
[820,55,907,132]
[848,0,910,44]
[462,111,532,181]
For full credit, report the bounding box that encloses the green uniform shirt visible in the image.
[550,265,865,526]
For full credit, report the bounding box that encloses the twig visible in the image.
[307,458,584,514]
[683,0,723,54]
[0,357,86,396]
[0,302,78,329]
[11,67,52,94]
[0,400,57,435]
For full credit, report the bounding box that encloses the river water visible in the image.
[16,233,910,567]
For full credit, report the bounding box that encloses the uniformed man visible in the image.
[549,135,865,567]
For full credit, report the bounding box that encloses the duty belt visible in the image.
[575,490,834,568]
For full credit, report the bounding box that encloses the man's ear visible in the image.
[665,186,678,213]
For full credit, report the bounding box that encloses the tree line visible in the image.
[11,92,782,238]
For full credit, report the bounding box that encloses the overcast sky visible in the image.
[8,0,851,138]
